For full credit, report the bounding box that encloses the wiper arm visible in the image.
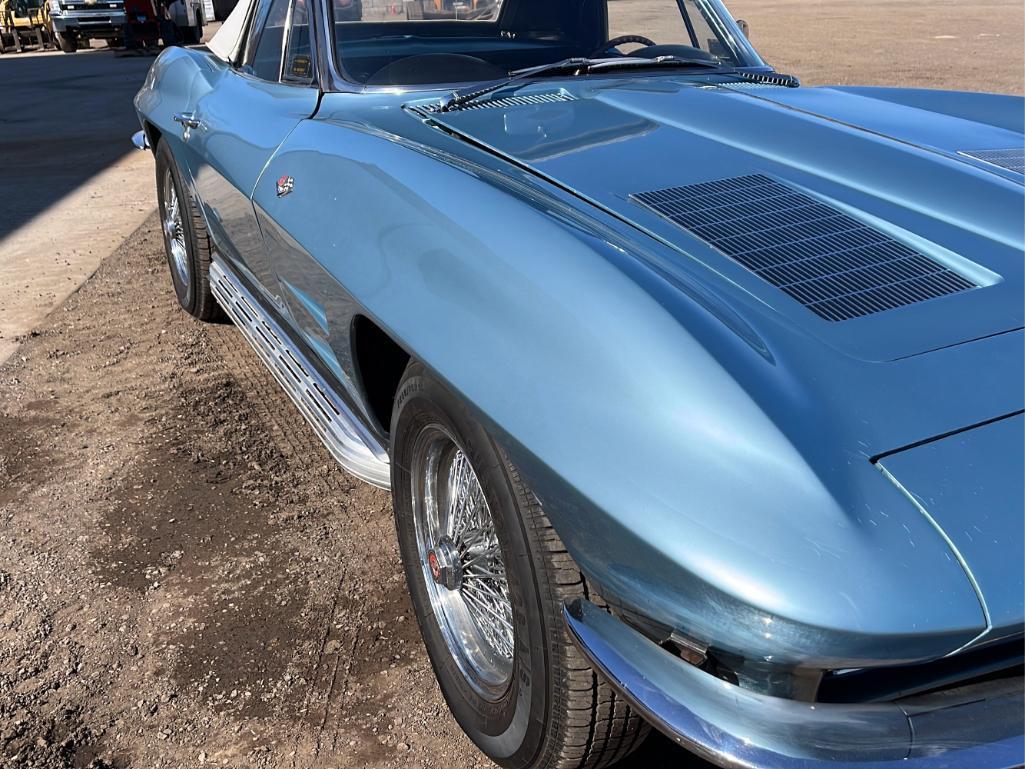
[436,57,596,113]
[436,55,725,113]
[585,55,723,72]
[591,57,800,88]
[432,56,799,113]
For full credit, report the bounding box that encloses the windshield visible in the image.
[331,0,760,86]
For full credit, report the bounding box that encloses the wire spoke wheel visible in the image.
[392,363,649,766]
[162,169,189,288]
[412,426,514,700]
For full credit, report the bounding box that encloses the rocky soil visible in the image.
[0,219,698,768]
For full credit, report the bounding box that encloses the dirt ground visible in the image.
[0,3,1022,769]
[729,0,1024,94]
[0,220,500,769]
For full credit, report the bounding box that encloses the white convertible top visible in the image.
[207,0,256,62]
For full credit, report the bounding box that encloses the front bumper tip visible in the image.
[131,130,150,151]
[563,598,1024,769]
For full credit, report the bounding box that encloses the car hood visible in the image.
[423,78,1024,364]
[879,413,1024,645]
[418,79,1025,650]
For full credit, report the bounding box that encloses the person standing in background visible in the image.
[122,0,159,51]
[155,0,179,46]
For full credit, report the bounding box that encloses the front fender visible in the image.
[830,86,1025,134]
[253,111,985,668]
[134,46,199,147]
[133,45,217,192]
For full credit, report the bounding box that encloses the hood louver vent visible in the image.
[632,175,977,322]
[424,92,574,113]
[959,148,1025,176]
[718,82,787,91]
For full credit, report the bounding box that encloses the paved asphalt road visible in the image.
[0,45,157,363]
[0,32,223,364]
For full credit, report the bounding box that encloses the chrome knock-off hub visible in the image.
[412,430,515,700]
[427,536,462,591]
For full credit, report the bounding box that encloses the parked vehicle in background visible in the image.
[165,0,207,44]
[121,0,158,48]
[407,0,496,20]
[45,0,125,51]
[133,0,1025,766]
[333,0,359,21]
[40,0,210,52]
[0,0,52,51]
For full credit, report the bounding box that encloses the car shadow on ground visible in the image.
[0,48,154,242]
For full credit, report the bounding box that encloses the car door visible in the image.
[173,0,318,302]
[247,0,360,390]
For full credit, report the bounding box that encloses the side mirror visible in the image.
[737,18,749,38]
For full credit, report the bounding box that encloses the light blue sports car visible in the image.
[132,0,1025,766]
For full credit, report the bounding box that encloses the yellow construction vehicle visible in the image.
[0,0,53,51]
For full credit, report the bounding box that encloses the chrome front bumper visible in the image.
[50,10,125,31]
[564,599,1024,769]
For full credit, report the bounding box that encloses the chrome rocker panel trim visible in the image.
[209,259,391,489]
[564,599,1024,769]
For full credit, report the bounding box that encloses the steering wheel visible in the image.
[591,34,657,57]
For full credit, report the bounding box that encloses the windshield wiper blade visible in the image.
[436,57,596,113]
[585,55,723,72]
[433,55,774,113]
[435,55,727,113]
[591,57,800,87]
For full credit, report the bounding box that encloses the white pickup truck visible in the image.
[165,0,213,44]
[47,0,212,50]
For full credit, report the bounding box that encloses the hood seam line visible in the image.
[876,464,991,652]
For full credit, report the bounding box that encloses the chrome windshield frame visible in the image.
[693,0,765,68]
[314,0,768,93]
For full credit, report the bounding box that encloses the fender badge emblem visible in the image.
[276,175,294,197]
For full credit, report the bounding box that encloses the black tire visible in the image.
[105,36,123,47]
[154,139,223,322]
[54,28,76,52]
[391,362,649,769]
